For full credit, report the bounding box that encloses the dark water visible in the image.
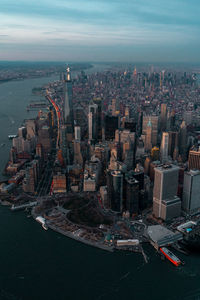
[0,69,200,300]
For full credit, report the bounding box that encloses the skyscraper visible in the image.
[105,115,119,140]
[107,170,123,212]
[153,164,181,220]
[188,146,200,170]
[182,170,200,214]
[125,177,139,215]
[142,115,158,146]
[93,98,103,140]
[64,67,73,127]
[160,132,169,163]
[179,121,187,161]
[88,103,98,141]
[145,119,152,151]
[160,103,167,132]
[168,131,179,159]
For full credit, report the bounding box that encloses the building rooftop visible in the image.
[155,164,179,173]
[147,225,182,247]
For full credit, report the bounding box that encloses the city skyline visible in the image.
[0,0,200,62]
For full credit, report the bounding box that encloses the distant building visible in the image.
[88,103,98,141]
[179,121,187,161]
[93,98,103,141]
[144,119,152,151]
[142,115,158,146]
[160,103,167,132]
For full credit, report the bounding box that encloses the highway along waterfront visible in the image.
[0,73,200,300]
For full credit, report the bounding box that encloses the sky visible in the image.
[0,0,200,62]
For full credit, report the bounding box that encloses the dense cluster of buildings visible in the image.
[44,66,200,222]
[3,66,200,225]
[2,109,55,194]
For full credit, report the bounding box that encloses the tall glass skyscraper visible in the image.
[64,67,73,127]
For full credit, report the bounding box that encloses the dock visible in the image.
[11,201,37,211]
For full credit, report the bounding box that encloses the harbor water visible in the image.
[0,71,200,300]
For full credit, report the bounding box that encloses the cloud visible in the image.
[0,0,199,61]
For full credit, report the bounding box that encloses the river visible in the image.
[0,66,200,300]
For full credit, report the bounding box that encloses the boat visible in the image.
[8,135,17,139]
[36,216,48,230]
[160,247,181,267]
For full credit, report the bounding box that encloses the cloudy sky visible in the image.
[0,0,199,62]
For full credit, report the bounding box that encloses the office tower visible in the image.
[179,121,187,161]
[125,105,130,120]
[12,136,23,153]
[64,67,73,126]
[115,129,135,144]
[133,164,144,190]
[144,157,151,175]
[73,141,83,166]
[160,132,169,163]
[153,164,181,220]
[22,160,40,194]
[124,121,136,132]
[111,98,120,116]
[88,103,98,141]
[10,147,17,163]
[142,115,158,146]
[149,160,161,181]
[25,119,36,139]
[137,111,143,135]
[56,149,65,167]
[83,157,101,192]
[188,146,200,170]
[74,106,85,128]
[145,119,152,151]
[151,146,160,161]
[107,170,123,212]
[136,137,145,159]
[36,143,43,159]
[75,126,81,141]
[105,115,118,140]
[37,125,51,160]
[168,131,179,159]
[166,110,171,131]
[182,170,200,214]
[18,127,27,139]
[160,103,167,132]
[52,173,67,193]
[93,98,103,140]
[169,109,176,130]
[125,177,139,215]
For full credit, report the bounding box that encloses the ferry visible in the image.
[36,216,48,230]
[160,247,181,267]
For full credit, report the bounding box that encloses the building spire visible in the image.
[66,67,71,81]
